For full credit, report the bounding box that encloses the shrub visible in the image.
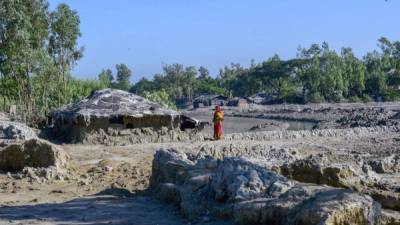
[142,90,177,110]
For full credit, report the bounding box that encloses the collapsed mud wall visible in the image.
[0,121,37,141]
[68,126,210,145]
[0,139,75,181]
[51,113,183,143]
[53,114,180,130]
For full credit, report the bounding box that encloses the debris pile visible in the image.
[0,121,37,140]
[248,120,289,131]
[336,108,398,128]
[0,139,74,181]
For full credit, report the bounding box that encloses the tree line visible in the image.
[129,38,400,106]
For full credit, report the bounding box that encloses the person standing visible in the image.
[213,105,224,140]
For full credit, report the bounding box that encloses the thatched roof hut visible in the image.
[50,89,183,143]
[227,97,249,107]
[192,94,228,108]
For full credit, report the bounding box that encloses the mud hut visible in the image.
[192,94,227,108]
[227,97,249,107]
[248,92,279,105]
[50,89,186,143]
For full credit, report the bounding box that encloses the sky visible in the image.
[48,0,400,83]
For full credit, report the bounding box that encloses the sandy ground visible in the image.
[1,109,400,224]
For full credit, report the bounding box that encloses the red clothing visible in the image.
[214,122,223,140]
[213,109,224,140]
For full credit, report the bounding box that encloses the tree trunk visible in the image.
[58,74,61,107]
[2,96,5,112]
[25,71,33,116]
[42,85,46,114]
[63,69,66,104]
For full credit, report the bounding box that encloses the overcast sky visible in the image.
[49,0,400,83]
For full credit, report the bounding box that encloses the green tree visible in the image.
[364,51,387,98]
[130,77,155,94]
[218,63,246,97]
[298,45,323,102]
[183,66,197,101]
[341,47,365,97]
[156,64,184,101]
[196,76,225,95]
[377,37,400,95]
[0,76,18,111]
[114,64,132,90]
[0,0,50,117]
[319,43,345,102]
[198,66,210,79]
[31,52,58,113]
[142,90,177,110]
[98,69,113,87]
[297,43,346,102]
[49,3,83,105]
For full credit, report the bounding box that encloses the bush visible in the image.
[383,89,400,101]
[347,96,361,103]
[307,92,325,103]
[361,95,373,103]
[142,90,177,110]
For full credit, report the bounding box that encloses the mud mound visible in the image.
[248,120,289,131]
[224,125,399,142]
[368,155,400,174]
[336,108,398,128]
[280,152,400,211]
[281,153,363,189]
[150,149,380,225]
[0,112,8,121]
[196,144,298,171]
[0,139,73,180]
[0,121,37,140]
[378,209,400,225]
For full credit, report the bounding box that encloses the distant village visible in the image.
[191,92,278,109]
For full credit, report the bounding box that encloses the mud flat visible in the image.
[186,102,400,130]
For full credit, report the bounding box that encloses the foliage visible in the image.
[131,64,202,105]
[0,0,50,117]
[0,0,95,121]
[114,64,132,91]
[141,90,177,110]
[49,3,83,104]
[98,69,114,87]
[31,75,106,114]
[130,37,400,106]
